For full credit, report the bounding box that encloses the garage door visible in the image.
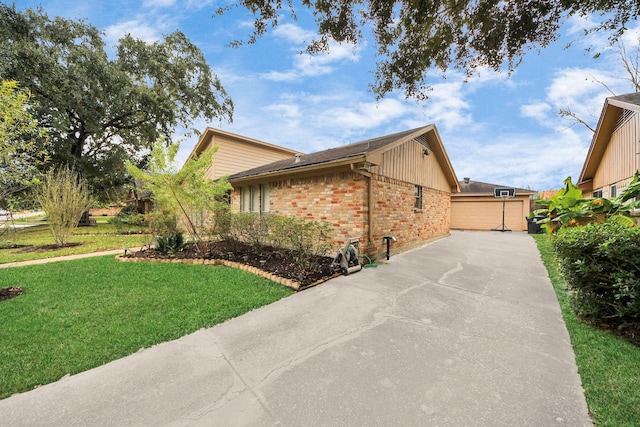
[451,199,526,231]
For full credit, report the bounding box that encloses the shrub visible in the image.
[146,210,179,237]
[269,215,334,270]
[218,213,334,272]
[117,204,142,217]
[109,205,147,233]
[34,167,92,246]
[553,223,640,322]
[155,232,185,254]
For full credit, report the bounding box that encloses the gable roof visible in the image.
[228,125,460,191]
[187,127,299,162]
[578,92,640,185]
[454,179,536,196]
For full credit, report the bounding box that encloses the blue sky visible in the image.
[11,0,640,191]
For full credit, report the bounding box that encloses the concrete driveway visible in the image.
[0,231,592,426]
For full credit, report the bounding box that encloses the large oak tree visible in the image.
[0,80,48,205]
[218,0,640,99]
[0,4,233,198]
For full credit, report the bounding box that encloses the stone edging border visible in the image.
[114,255,340,291]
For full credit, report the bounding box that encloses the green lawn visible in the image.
[533,234,640,427]
[0,256,294,399]
[0,222,151,264]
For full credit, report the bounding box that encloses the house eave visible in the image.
[366,125,460,193]
[228,156,365,185]
[578,95,640,185]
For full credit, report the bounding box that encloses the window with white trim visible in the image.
[592,189,603,198]
[610,184,617,198]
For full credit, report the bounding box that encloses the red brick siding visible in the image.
[368,175,450,257]
[231,171,451,259]
[269,173,367,246]
[230,172,367,250]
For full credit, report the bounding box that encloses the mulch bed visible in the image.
[0,286,23,302]
[122,240,337,289]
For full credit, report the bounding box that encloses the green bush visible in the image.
[155,232,185,254]
[218,213,334,272]
[553,223,640,322]
[268,214,334,270]
[146,211,178,237]
[109,205,147,233]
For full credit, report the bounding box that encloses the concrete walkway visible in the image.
[0,231,592,426]
[0,249,123,269]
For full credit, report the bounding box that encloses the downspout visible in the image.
[350,164,374,251]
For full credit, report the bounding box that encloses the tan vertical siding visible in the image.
[593,112,639,189]
[203,135,295,180]
[371,139,450,191]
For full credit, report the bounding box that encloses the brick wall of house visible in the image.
[231,171,451,260]
[230,172,368,250]
[269,172,368,246]
[368,175,450,258]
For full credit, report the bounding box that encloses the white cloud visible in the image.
[319,98,411,130]
[143,0,175,7]
[104,20,163,44]
[260,23,360,82]
[449,126,588,191]
[520,102,552,122]
[272,23,316,44]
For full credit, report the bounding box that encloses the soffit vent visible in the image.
[414,134,433,152]
[615,108,635,131]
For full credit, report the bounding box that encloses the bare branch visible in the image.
[559,108,596,133]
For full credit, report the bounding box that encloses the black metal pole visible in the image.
[386,238,391,260]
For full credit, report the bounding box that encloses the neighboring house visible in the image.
[451,178,536,231]
[578,92,640,198]
[227,125,460,259]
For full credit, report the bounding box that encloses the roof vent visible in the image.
[463,177,470,184]
[294,154,302,163]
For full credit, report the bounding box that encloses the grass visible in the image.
[533,234,640,427]
[0,222,151,264]
[0,255,294,399]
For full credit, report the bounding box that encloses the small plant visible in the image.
[155,232,185,254]
[126,139,233,253]
[35,167,92,246]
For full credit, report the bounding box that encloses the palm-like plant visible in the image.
[531,172,640,231]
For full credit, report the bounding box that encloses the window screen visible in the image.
[414,185,423,209]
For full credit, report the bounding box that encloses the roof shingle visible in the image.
[228,127,424,180]
[456,179,535,195]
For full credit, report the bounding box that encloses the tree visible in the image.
[0,4,233,199]
[35,166,92,247]
[217,0,640,99]
[126,139,233,253]
[560,37,640,132]
[0,80,48,206]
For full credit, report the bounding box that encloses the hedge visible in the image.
[553,223,640,322]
